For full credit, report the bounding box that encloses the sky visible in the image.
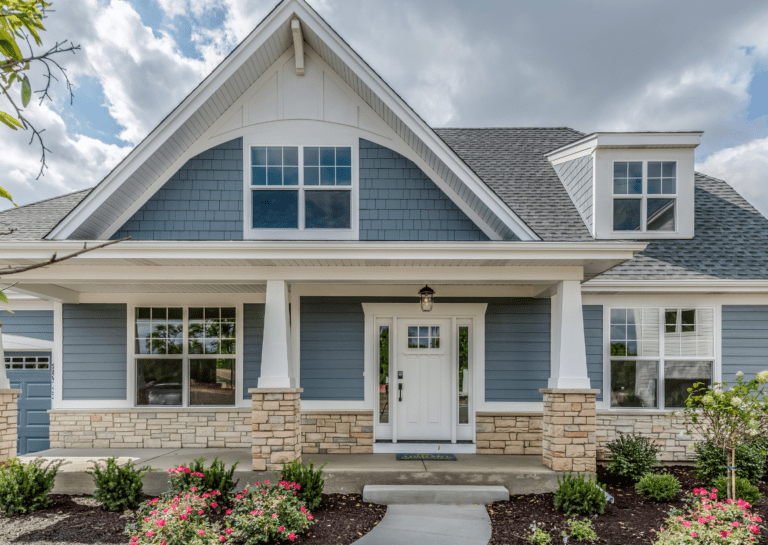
[2,0,768,218]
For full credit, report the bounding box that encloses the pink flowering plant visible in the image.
[652,487,764,544]
[166,457,239,508]
[225,480,314,544]
[125,493,228,545]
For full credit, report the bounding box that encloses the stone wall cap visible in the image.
[597,410,678,416]
[0,389,22,394]
[248,388,303,393]
[476,412,543,417]
[539,389,601,394]
[301,410,372,415]
[48,408,251,414]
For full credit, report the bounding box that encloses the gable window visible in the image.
[609,307,713,409]
[248,145,355,238]
[613,161,676,232]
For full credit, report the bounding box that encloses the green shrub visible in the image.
[278,459,326,511]
[693,441,766,485]
[0,458,60,515]
[167,457,239,507]
[563,517,598,542]
[712,475,762,505]
[605,432,660,483]
[635,472,680,502]
[226,481,314,544]
[86,457,151,511]
[553,472,608,516]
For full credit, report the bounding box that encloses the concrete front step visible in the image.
[363,484,509,505]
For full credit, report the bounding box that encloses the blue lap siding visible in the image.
[0,310,53,341]
[583,305,604,401]
[62,304,127,400]
[722,305,768,384]
[243,303,265,399]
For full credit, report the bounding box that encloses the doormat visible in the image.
[396,453,457,461]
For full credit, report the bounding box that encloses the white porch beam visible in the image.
[1,284,79,304]
[258,280,294,388]
[291,18,304,76]
[549,280,591,389]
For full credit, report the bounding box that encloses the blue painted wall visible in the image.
[722,305,768,383]
[358,139,491,241]
[112,139,244,240]
[0,310,53,341]
[243,303,265,399]
[583,305,603,401]
[62,304,127,400]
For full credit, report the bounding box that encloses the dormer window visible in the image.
[613,161,676,232]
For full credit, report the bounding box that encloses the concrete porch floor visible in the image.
[21,449,560,496]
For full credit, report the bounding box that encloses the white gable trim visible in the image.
[1,334,54,351]
[46,0,537,241]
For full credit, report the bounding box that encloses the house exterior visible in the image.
[2,0,768,473]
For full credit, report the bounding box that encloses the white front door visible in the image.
[396,319,452,441]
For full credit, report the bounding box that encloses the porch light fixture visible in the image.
[418,285,435,312]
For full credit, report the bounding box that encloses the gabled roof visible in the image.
[0,189,90,241]
[45,0,536,242]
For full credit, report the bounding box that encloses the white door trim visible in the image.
[362,302,487,449]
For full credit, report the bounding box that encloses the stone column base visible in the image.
[540,388,598,472]
[0,389,21,462]
[250,388,302,472]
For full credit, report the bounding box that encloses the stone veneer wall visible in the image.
[48,410,252,449]
[596,411,700,462]
[541,389,598,472]
[0,390,20,461]
[250,389,302,471]
[476,413,543,455]
[301,411,373,454]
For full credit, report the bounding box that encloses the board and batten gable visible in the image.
[62,304,127,400]
[243,303,265,399]
[722,305,768,384]
[0,311,53,341]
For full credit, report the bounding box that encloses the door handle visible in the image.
[398,382,402,402]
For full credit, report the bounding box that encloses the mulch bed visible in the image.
[487,465,768,544]
[2,494,386,545]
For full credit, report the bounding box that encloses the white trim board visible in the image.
[0,334,54,351]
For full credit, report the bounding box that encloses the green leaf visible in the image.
[0,28,22,61]
[0,110,22,130]
[21,74,30,107]
[0,291,7,304]
[0,185,13,204]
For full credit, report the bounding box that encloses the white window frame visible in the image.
[606,306,716,411]
[128,302,245,409]
[612,160,677,234]
[243,138,359,241]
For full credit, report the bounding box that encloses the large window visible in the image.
[609,307,713,409]
[613,161,676,232]
[135,307,236,407]
[250,146,352,232]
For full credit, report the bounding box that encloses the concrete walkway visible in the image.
[354,504,492,545]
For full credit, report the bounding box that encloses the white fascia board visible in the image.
[583,279,768,293]
[45,1,298,240]
[0,240,647,262]
[547,132,703,160]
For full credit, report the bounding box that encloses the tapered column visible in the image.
[259,280,294,388]
[549,280,591,389]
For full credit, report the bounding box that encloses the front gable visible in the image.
[46,0,536,242]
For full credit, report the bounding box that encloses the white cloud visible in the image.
[696,137,768,217]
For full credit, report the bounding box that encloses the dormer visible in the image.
[547,132,702,240]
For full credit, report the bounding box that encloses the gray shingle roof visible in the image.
[594,173,768,280]
[0,189,91,240]
[435,127,593,241]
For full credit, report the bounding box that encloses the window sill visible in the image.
[244,229,358,241]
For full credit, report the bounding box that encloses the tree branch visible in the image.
[0,237,131,277]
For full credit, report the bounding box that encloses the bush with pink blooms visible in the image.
[225,480,314,544]
[125,494,227,545]
[652,487,764,544]
[166,457,239,508]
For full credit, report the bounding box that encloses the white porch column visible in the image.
[549,280,591,389]
[258,280,294,388]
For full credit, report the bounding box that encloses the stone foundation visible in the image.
[48,409,252,449]
[541,389,598,472]
[596,411,700,462]
[0,390,20,461]
[301,411,373,454]
[250,388,302,471]
[475,413,543,455]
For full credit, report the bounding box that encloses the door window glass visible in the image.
[379,325,389,424]
[407,326,440,348]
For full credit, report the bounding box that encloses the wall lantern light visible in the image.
[418,285,435,312]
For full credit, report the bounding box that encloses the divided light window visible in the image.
[613,161,676,232]
[135,307,236,407]
[250,146,352,231]
[609,307,713,409]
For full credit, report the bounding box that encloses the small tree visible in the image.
[679,371,768,500]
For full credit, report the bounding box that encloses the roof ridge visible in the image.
[0,187,92,216]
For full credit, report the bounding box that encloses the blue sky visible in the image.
[3,0,768,217]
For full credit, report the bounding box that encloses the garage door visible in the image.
[4,353,52,455]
